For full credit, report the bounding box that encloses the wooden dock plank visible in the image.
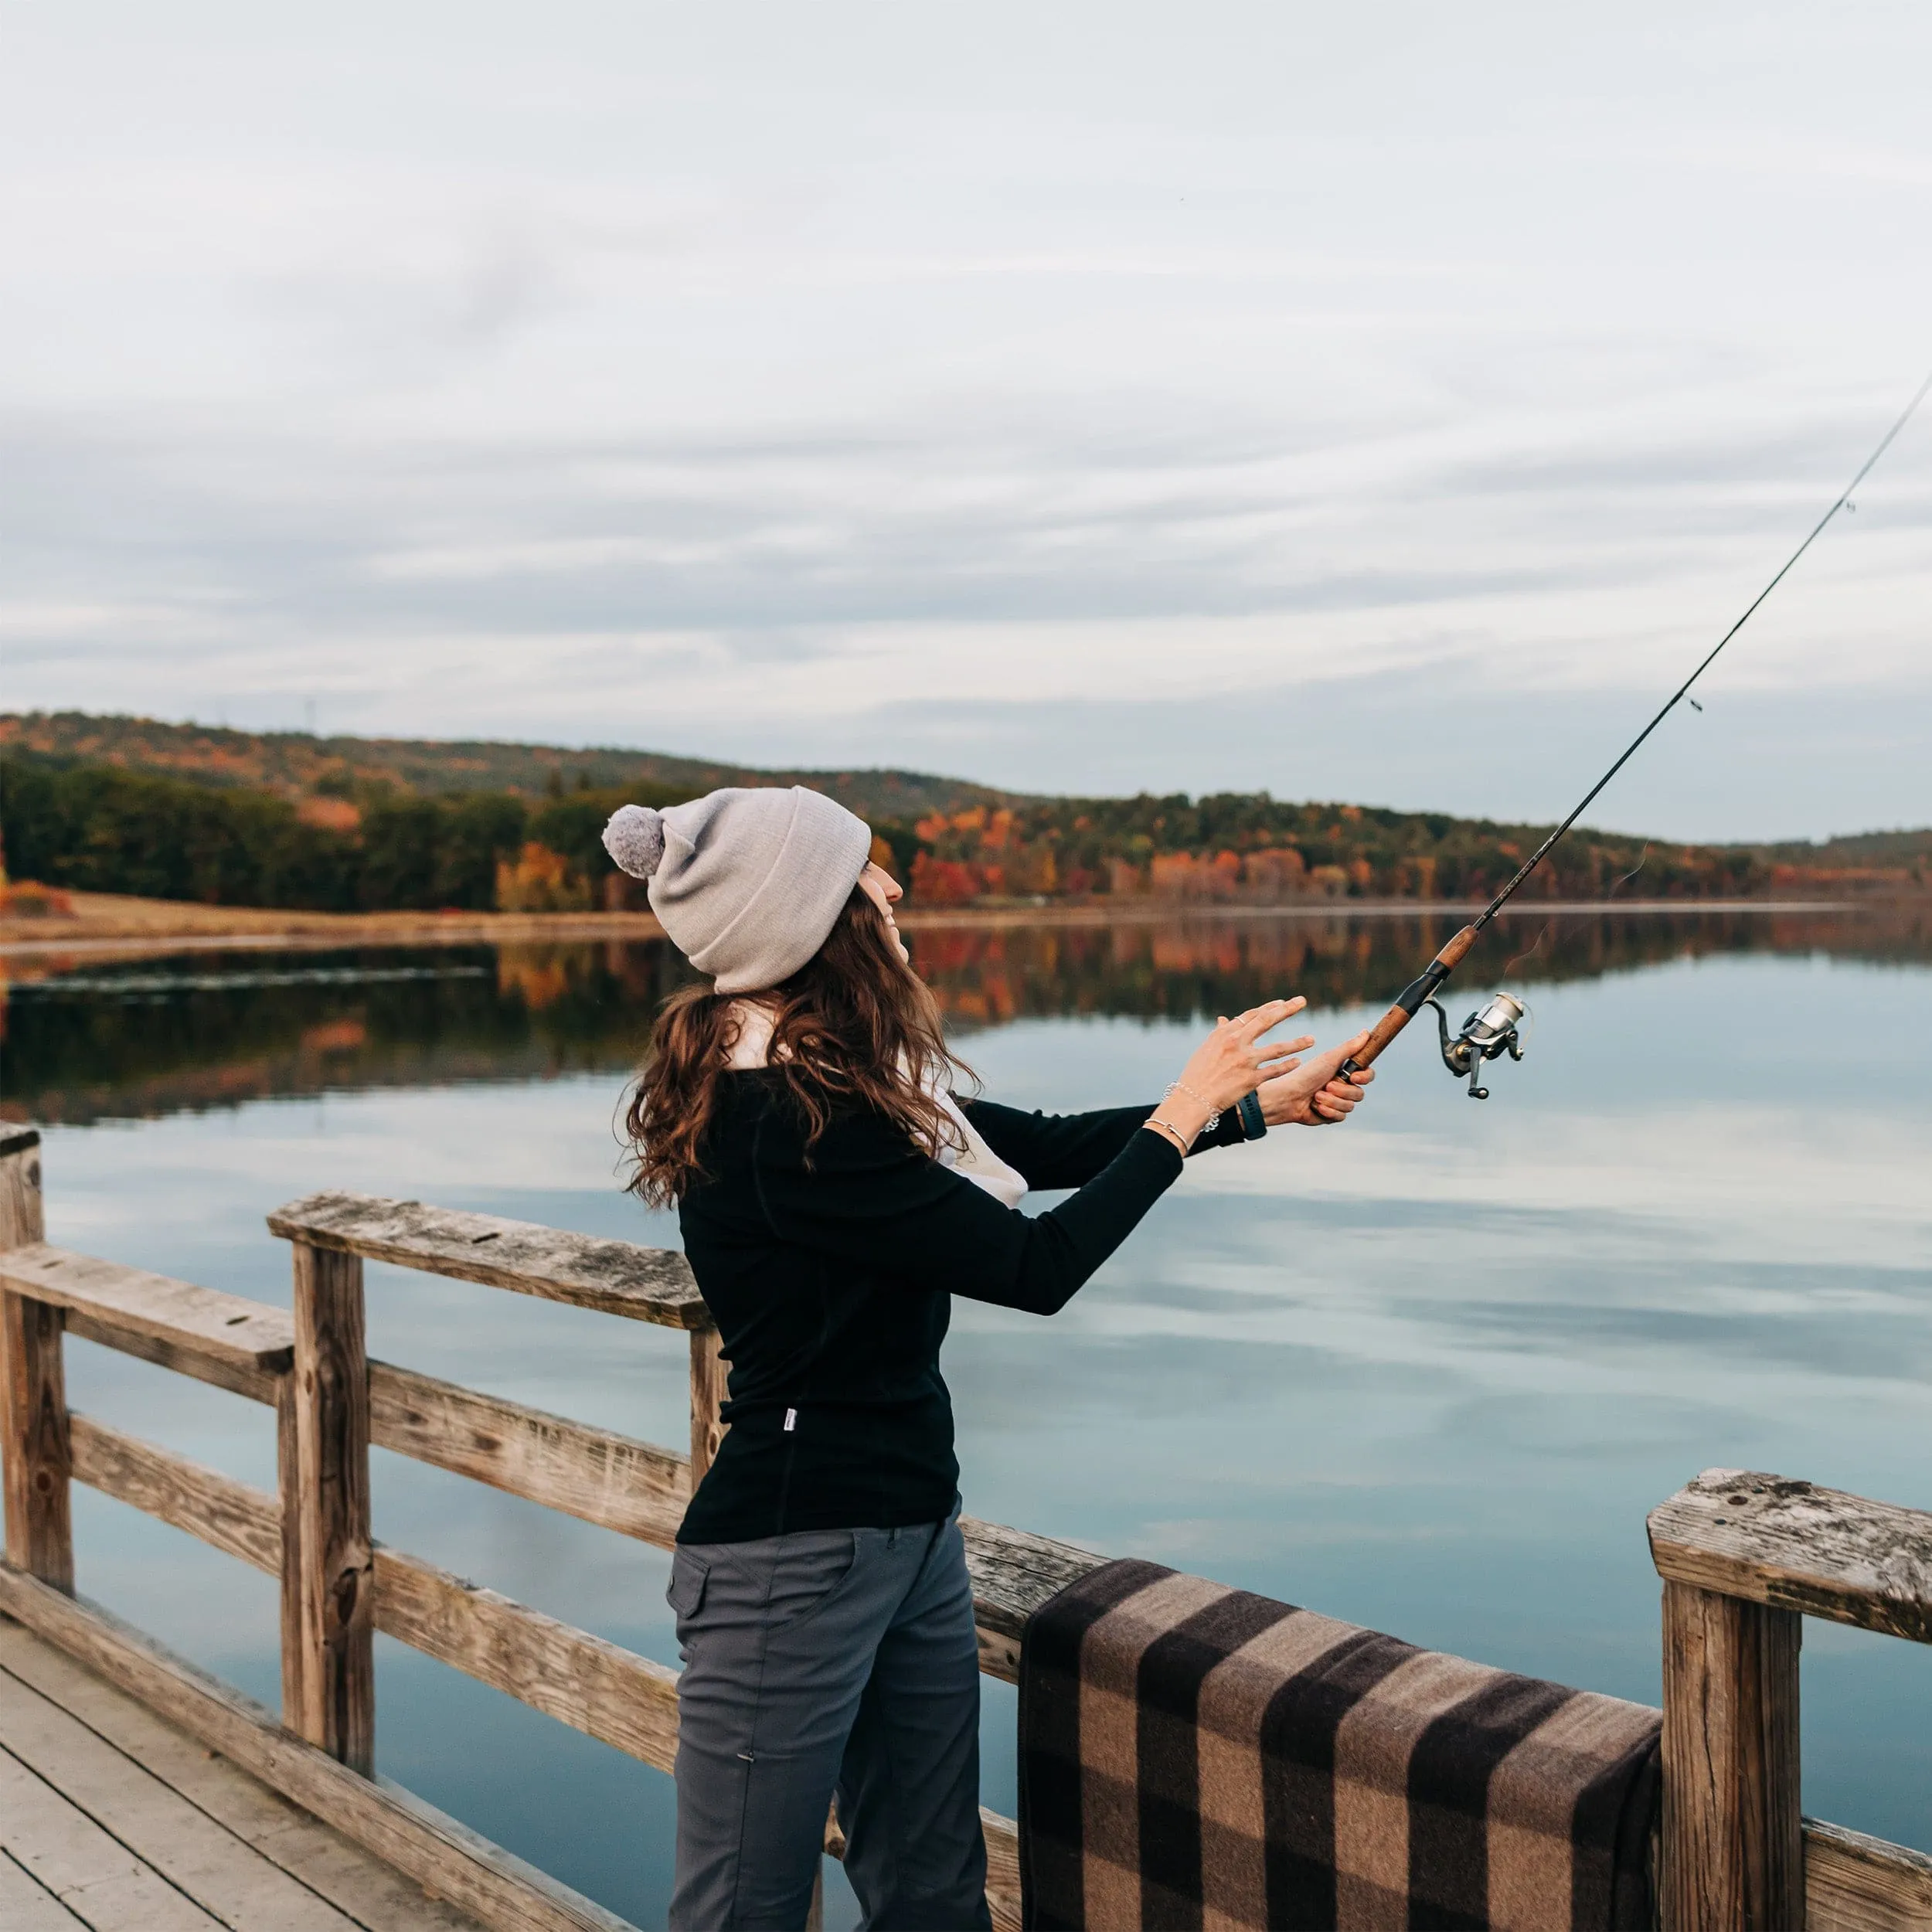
[267,1192,708,1329]
[980,1807,1022,1932]
[0,1662,358,1930]
[1649,1468,1932,1643]
[0,1571,638,1932]
[0,1741,225,1930]
[0,1247,294,1375]
[0,1619,480,1932]
[0,1848,89,1930]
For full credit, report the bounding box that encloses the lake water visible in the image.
[4,904,1930,1926]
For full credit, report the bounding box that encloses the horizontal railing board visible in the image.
[267,1194,707,1330]
[60,1305,691,1554]
[0,1246,294,1373]
[1648,1468,1932,1644]
[960,1516,1111,1682]
[62,1420,681,1770]
[52,1294,690,1540]
[69,1413,282,1576]
[371,1549,681,1774]
[368,1363,689,1549]
[66,1311,281,1405]
[0,1566,638,1932]
[1804,1817,1932,1931]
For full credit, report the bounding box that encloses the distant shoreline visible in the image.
[0,888,1875,963]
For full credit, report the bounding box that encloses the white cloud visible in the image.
[2,2,1929,832]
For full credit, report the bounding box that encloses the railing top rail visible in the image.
[959,1519,1109,1638]
[267,1192,708,1331]
[1648,1466,1932,1644]
[0,1243,295,1373]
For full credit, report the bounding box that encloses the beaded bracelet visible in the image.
[1163,1080,1219,1133]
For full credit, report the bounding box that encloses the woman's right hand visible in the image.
[1150,999,1315,1147]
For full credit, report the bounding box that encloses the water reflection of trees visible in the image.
[2,905,1926,1123]
[908,903,1932,1030]
[0,944,692,1125]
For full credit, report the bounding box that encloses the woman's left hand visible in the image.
[1257,1031,1376,1127]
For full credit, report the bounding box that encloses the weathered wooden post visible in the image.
[1658,1580,1802,1930]
[689,1323,729,1490]
[1650,1471,1810,1932]
[0,1124,71,1594]
[275,1370,310,1730]
[287,1235,376,1774]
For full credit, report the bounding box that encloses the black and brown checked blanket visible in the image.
[1018,1560,1659,1931]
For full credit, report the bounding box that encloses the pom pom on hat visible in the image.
[614,785,873,992]
[603,804,666,879]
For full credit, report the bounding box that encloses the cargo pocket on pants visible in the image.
[667,1549,709,1619]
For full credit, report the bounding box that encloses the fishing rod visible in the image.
[1330,370,1932,1104]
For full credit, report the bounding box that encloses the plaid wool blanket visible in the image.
[1019,1560,1658,1932]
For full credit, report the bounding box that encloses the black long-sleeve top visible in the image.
[675,1071,1247,1543]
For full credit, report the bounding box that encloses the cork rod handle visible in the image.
[1338,924,1480,1078]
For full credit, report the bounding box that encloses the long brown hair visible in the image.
[624,886,970,1206]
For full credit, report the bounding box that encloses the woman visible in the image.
[604,785,1373,1932]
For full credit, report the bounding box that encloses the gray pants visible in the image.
[667,1512,991,1931]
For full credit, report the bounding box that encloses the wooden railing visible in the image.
[0,1132,1076,1931]
[5,1116,1930,1931]
[1650,1471,1932,1931]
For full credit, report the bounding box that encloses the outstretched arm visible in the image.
[758,998,1345,1316]
[962,1003,1376,1179]
[753,1104,1186,1315]
[959,1098,1246,1190]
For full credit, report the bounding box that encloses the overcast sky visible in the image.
[2,3,1929,838]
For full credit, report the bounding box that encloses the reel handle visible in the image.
[1333,924,1480,1084]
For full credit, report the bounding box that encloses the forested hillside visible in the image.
[0,712,1005,825]
[2,712,1923,915]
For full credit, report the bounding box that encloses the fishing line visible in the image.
[1471,369,1932,937]
[1502,840,1647,990]
[1335,369,1932,1100]
[1605,842,1651,900]
[1499,923,1549,979]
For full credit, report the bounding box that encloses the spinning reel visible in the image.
[1423,991,1527,1100]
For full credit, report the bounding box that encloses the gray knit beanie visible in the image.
[602,786,874,993]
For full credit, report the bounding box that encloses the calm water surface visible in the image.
[4,906,1930,1925]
